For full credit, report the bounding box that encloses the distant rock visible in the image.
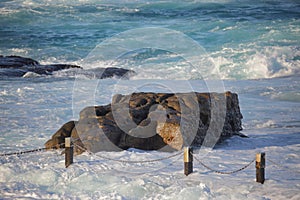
[64,67,135,79]
[0,55,81,77]
[0,55,39,68]
[45,92,243,154]
[0,55,135,79]
[31,64,82,75]
[101,67,135,79]
[88,67,135,79]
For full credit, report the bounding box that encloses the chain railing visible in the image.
[193,153,255,175]
[73,143,184,164]
[0,147,48,157]
[0,143,65,157]
[1,139,299,184]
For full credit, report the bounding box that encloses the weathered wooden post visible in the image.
[184,147,193,176]
[65,137,73,168]
[256,152,265,184]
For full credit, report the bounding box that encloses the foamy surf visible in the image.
[0,0,299,199]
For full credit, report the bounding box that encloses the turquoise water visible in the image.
[1,0,299,79]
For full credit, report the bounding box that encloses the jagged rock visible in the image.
[0,55,135,79]
[45,92,243,154]
[0,55,81,77]
[45,121,76,149]
[30,64,81,75]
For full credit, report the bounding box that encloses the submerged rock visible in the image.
[101,67,135,79]
[45,92,243,154]
[63,67,135,79]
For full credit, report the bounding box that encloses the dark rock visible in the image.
[101,67,135,79]
[81,67,135,79]
[0,55,81,77]
[0,55,39,68]
[45,120,85,155]
[45,121,76,149]
[0,68,28,77]
[0,55,135,79]
[46,92,243,154]
[29,64,81,75]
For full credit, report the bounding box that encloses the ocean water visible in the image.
[0,0,300,199]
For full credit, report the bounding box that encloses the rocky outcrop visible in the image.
[0,55,81,77]
[45,92,243,154]
[0,55,39,68]
[63,67,135,79]
[0,55,135,79]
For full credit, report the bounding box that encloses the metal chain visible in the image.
[193,154,255,175]
[0,147,47,157]
[0,143,64,157]
[267,158,300,174]
[74,143,183,164]
[95,151,184,164]
[3,140,299,176]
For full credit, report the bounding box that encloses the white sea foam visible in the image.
[211,45,300,80]
[22,71,42,78]
[1,77,300,199]
[255,120,277,129]
[270,92,300,103]
[1,0,300,198]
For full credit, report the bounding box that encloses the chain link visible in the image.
[193,154,255,175]
[0,143,64,157]
[0,147,47,157]
[74,143,183,164]
[4,141,299,176]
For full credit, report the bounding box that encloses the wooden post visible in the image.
[256,152,265,184]
[65,137,73,168]
[184,147,193,176]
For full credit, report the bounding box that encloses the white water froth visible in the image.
[212,45,300,80]
[53,45,300,81]
[22,71,42,78]
[261,91,300,103]
[255,120,277,129]
[1,0,300,198]
[1,77,300,199]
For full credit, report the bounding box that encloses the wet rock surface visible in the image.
[0,55,135,79]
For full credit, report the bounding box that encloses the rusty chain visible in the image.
[0,147,48,157]
[193,153,255,175]
[0,143,64,157]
